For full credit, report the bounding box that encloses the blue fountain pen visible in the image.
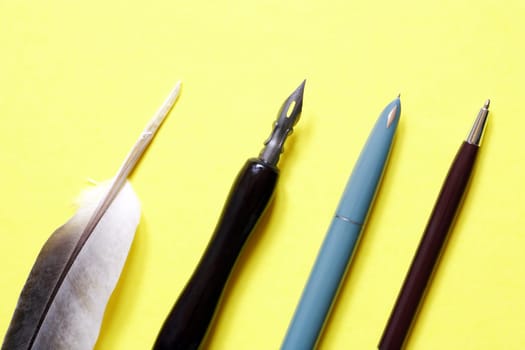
[281,96,401,350]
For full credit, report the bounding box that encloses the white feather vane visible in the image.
[1,81,181,350]
[2,182,140,350]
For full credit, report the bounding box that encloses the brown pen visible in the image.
[379,100,490,350]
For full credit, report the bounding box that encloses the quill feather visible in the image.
[2,182,140,350]
[2,81,181,350]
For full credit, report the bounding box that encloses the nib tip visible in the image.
[298,79,306,91]
[484,99,490,109]
[290,80,306,103]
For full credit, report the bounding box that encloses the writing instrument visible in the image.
[154,81,305,350]
[379,100,490,350]
[281,97,401,350]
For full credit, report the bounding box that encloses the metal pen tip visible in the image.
[292,79,307,109]
[397,93,401,98]
[259,80,306,166]
[281,79,306,124]
[299,79,307,90]
[466,99,490,146]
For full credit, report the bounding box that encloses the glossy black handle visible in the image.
[154,159,279,350]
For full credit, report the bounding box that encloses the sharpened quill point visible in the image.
[145,81,182,132]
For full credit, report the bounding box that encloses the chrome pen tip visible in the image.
[299,79,307,89]
[466,100,490,146]
[284,80,306,123]
[259,80,306,166]
[397,93,401,99]
[292,79,307,104]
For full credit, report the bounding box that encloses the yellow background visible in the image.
[0,0,523,349]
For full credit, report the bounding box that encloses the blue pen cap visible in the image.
[335,97,400,225]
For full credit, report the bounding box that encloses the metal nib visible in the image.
[259,80,305,166]
[466,99,490,146]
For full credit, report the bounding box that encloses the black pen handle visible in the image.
[154,158,278,350]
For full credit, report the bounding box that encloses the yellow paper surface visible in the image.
[1,1,524,349]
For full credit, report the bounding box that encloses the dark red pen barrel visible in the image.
[379,142,479,350]
[154,158,278,350]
